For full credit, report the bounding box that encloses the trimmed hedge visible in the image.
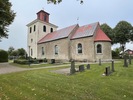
[0,49,8,62]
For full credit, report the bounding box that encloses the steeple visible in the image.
[37,10,49,23]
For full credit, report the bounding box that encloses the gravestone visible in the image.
[70,60,76,74]
[123,56,128,67]
[79,65,85,72]
[105,66,111,76]
[86,64,90,70]
[129,55,132,65]
[99,59,101,66]
[111,60,115,72]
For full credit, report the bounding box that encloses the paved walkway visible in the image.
[0,62,89,75]
[0,63,29,74]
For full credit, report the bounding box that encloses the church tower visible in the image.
[27,10,58,58]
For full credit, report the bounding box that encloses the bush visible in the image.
[14,59,29,64]
[0,49,8,62]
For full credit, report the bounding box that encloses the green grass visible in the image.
[0,60,133,100]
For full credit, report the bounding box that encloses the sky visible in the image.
[0,0,133,51]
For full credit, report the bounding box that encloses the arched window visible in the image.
[31,39,33,43]
[51,28,53,32]
[78,43,82,53]
[55,45,58,55]
[43,25,46,32]
[97,44,102,53]
[42,47,44,55]
[34,25,36,32]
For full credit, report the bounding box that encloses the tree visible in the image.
[47,0,83,4]
[113,21,133,54]
[8,46,15,55]
[0,0,15,40]
[17,48,26,56]
[100,23,114,44]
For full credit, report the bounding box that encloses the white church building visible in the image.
[27,10,112,62]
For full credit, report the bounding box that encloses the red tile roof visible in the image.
[71,22,98,39]
[38,24,78,43]
[94,29,111,42]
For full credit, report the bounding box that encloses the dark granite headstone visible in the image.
[79,65,85,72]
[86,64,90,70]
[123,56,128,67]
[111,60,115,72]
[70,60,76,74]
[105,66,111,76]
[129,55,132,65]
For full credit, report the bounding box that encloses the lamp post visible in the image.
[28,46,30,66]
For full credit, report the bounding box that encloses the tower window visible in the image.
[31,39,33,43]
[51,28,53,32]
[77,43,82,54]
[44,15,47,21]
[34,25,36,32]
[30,27,32,33]
[55,45,58,55]
[43,25,46,32]
[97,44,102,53]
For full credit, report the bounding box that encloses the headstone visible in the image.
[99,59,101,66]
[123,56,128,67]
[105,66,111,76]
[70,60,76,74]
[111,60,115,72]
[86,64,90,70]
[129,55,132,65]
[79,65,85,72]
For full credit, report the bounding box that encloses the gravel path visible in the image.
[0,63,29,74]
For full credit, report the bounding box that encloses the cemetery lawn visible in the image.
[0,60,133,100]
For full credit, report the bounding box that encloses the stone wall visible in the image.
[70,37,95,62]
[37,38,69,61]
[94,42,112,61]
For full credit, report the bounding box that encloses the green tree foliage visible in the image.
[8,46,15,55]
[47,0,83,4]
[100,23,114,44]
[0,49,8,62]
[17,48,26,56]
[113,21,133,52]
[0,0,15,40]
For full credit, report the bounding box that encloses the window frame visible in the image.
[42,47,44,55]
[43,25,46,32]
[77,43,82,54]
[97,44,102,53]
[54,45,58,55]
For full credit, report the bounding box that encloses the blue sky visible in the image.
[0,0,133,51]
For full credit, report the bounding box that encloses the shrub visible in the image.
[0,49,8,62]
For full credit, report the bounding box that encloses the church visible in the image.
[27,10,112,62]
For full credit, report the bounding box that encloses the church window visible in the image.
[31,39,33,43]
[55,45,58,55]
[30,27,32,33]
[97,44,102,53]
[43,25,46,32]
[34,25,36,32]
[78,43,82,54]
[44,15,47,21]
[51,28,53,32]
[42,47,44,55]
